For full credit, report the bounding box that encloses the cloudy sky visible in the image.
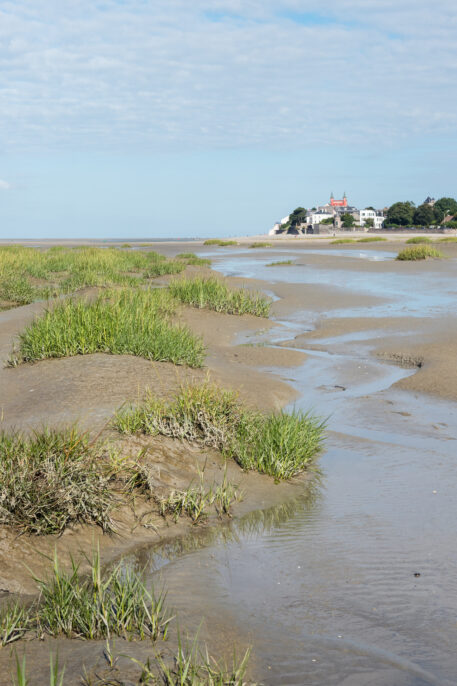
[1,0,456,237]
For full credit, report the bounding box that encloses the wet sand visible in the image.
[0,239,456,684]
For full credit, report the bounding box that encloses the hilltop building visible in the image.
[270,193,385,234]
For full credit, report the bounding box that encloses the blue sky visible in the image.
[1,0,457,238]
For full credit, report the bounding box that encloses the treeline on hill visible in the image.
[385,197,457,228]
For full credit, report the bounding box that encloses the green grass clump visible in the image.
[203,239,238,246]
[0,428,114,535]
[169,277,270,317]
[331,238,356,244]
[357,237,387,243]
[115,383,324,480]
[405,236,432,244]
[396,246,444,261]
[10,288,205,368]
[35,551,170,641]
[439,236,457,242]
[266,260,293,266]
[249,242,272,248]
[176,253,212,266]
[157,476,241,523]
[0,603,30,646]
[0,246,186,309]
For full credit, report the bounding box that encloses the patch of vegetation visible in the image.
[176,253,212,266]
[115,383,324,480]
[169,277,270,317]
[439,236,457,242]
[10,288,205,368]
[121,243,132,248]
[0,246,186,309]
[156,476,241,523]
[396,246,444,261]
[356,237,387,243]
[203,239,238,246]
[34,550,170,641]
[331,238,356,244]
[405,236,433,244]
[0,428,114,535]
[0,602,29,646]
[266,260,293,266]
[249,242,272,248]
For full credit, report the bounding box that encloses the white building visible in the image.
[359,209,384,229]
[307,210,334,225]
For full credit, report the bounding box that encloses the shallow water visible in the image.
[126,248,457,685]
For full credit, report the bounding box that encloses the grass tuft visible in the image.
[34,549,171,641]
[203,239,238,246]
[439,236,457,242]
[176,253,212,266]
[115,383,324,480]
[331,238,355,244]
[10,288,205,368]
[169,277,270,317]
[405,236,432,244]
[0,428,114,535]
[0,603,30,646]
[266,260,293,266]
[249,242,272,248]
[356,237,387,243]
[396,246,444,261]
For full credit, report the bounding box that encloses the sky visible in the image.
[1,0,457,238]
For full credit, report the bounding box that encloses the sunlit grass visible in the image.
[115,383,324,480]
[10,288,205,367]
[405,236,432,244]
[169,277,270,317]
[249,242,272,248]
[439,236,457,242]
[0,245,186,309]
[266,260,293,266]
[356,237,387,243]
[0,428,114,535]
[176,253,212,266]
[203,239,238,246]
[331,238,356,244]
[396,246,444,260]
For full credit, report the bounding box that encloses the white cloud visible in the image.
[0,180,11,190]
[0,1,456,151]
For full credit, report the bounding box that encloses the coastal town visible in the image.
[270,193,457,235]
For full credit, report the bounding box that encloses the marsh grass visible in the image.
[396,246,444,260]
[203,240,237,246]
[439,236,457,242]
[266,260,293,266]
[10,288,205,367]
[13,654,65,686]
[405,236,432,244]
[115,383,324,480]
[150,632,252,685]
[0,246,186,308]
[249,242,272,248]
[176,253,212,266]
[356,237,387,243]
[35,550,171,641]
[169,277,270,317]
[331,238,355,244]
[0,428,113,535]
[157,473,241,523]
[0,603,29,646]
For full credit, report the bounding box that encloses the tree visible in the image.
[413,203,434,226]
[341,213,355,228]
[385,201,414,226]
[321,217,334,225]
[364,217,374,228]
[289,207,307,227]
[365,206,376,211]
[433,205,445,223]
[434,197,457,217]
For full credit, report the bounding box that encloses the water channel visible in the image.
[130,247,457,685]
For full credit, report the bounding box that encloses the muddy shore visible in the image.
[0,238,456,684]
